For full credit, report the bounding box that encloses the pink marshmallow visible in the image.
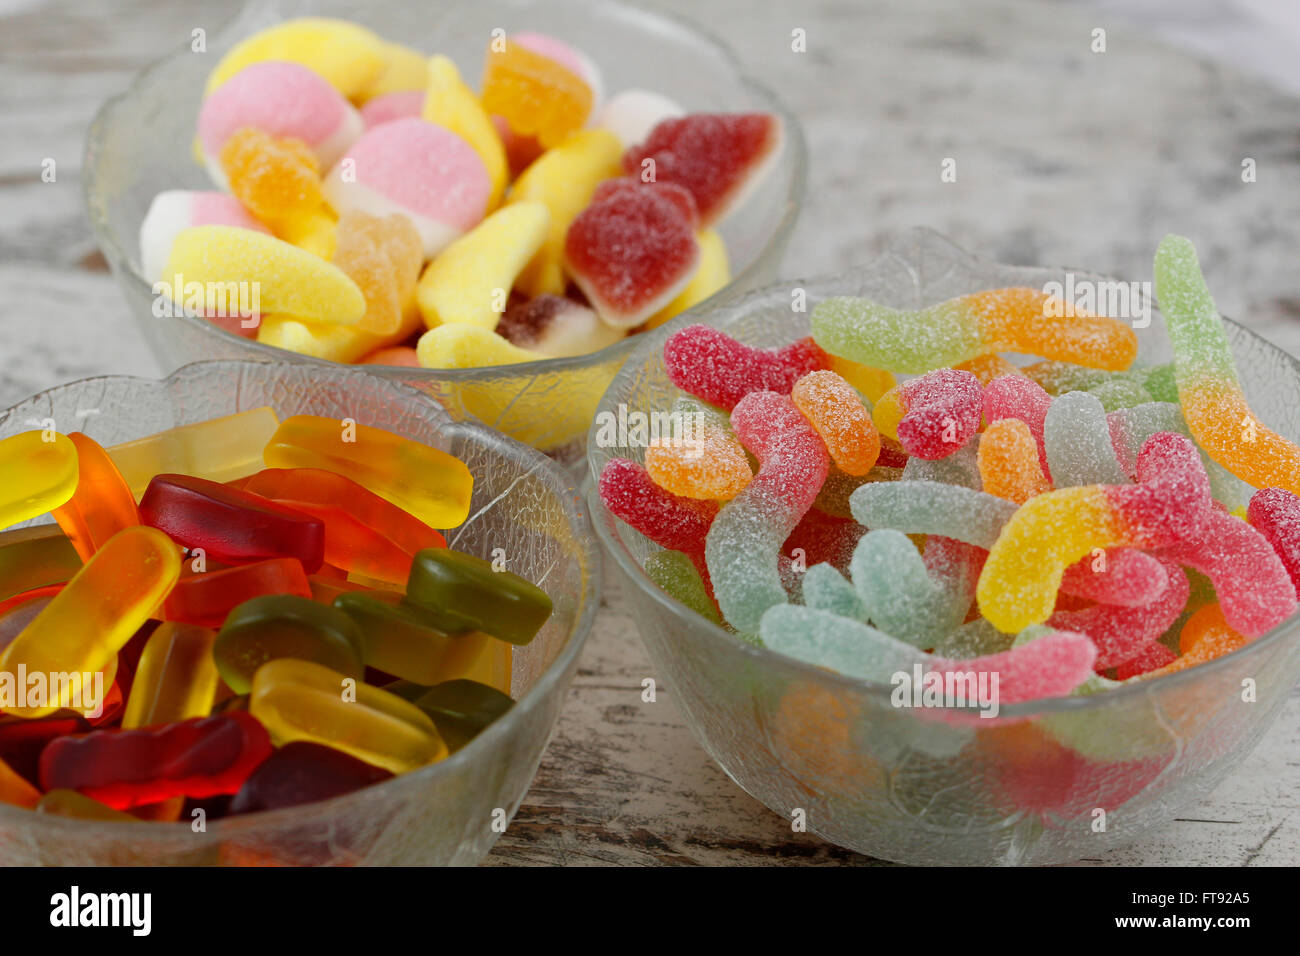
[197,61,362,185]
[138,189,269,282]
[322,117,490,258]
[360,90,426,129]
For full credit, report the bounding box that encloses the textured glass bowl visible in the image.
[587,228,1300,865]
[83,0,807,471]
[0,361,599,865]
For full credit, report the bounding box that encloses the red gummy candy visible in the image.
[663,325,830,410]
[229,741,393,814]
[1247,487,1300,590]
[165,557,312,628]
[982,374,1052,479]
[598,458,716,574]
[564,180,700,326]
[622,113,782,226]
[141,473,325,572]
[896,368,983,460]
[1050,561,1189,669]
[1059,547,1168,607]
[39,711,273,810]
[1114,641,1178,680]
[592,176,699,227]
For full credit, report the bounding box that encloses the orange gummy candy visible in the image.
[480,42,592,149]
[955,353,1024,385]
[790,370,880,476]
[1138,603,1247,679]
[220,127,335,255]
[331,211,422,335]
[977,418,1049,504]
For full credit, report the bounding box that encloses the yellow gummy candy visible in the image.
[257,309,421,363]
[871,385,907,441]
[164,226,365,324]
[416,202,549,330]
[249,658,447,773]
[827,356,895,404]
[0,431,79,530]
[0,526,181,717]
[204,18,387,99]
[509,129,623,297]
[645,229,732,330]
[422,55,508,210]
[358,41,430,100]
[121,622,220,729]
[416,324,546,369]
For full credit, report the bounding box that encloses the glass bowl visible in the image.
[83,0,807,472]
[586,227,1300,865]
[0,360,599,865]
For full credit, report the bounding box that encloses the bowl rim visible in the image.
[82,0,809,379]
[0,359,602,837]
[585,228,1300,720]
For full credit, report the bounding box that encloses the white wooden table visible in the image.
[0,0,1295,865]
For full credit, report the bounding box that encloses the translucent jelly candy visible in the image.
[140,474,325,572]
[36,789,138,821]
[1157,503,1295,636]
[903,442,981,489]
[249,658,446,773]
[811,288,1138,375]
[850,481,1018,549]
[791,370,880,475]
[335,590,477,684]
[874,368,982,459]
[978,419,1048,503]
[422,55,509,210]
[0,528,80,602]
[262,415,474,530]
[598,458,715,571]
[165,559,313,628]
[1106,401,1248,507]
[404,548,554,646]
[977,432,1214,633]
[509,128,623,297]
[0,431,78,531]
[1138,603,1247,679]
[321,118,491,259]
[219,127,336,258]
[0,527,180,718]
[645,549,721,624]
[663,325,830,410]
[106,407,280,499]
[214,594,365,694]
[644,397,752,501]
[705,391,828,632]
[1050,561,1189,668]
[849,530,981,647]
[164,226,365,324]
[121,622,220,729]
[0,756,40,808]
[203,17,387,100]
[1059,548,1168,607]
[621,114,783,226]
[229,740,393,814]
[955,353,1022,385]
[391,679,514,753]
[40,711,272,810]
[760,605,927,681]
[1043,390,1129,487]
[481,37,593,149]
[930,630,1097,704]
[46,432,137,561]
[496,295,625,358]
[564,180,700,327]
[1088,378,1152,412]
[1248,488,1300,589]
[331,210,422,336]
[801,562,867,620]
[1155,234,1300,495]
[417,201,550,330]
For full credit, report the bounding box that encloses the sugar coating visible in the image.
[331,210,422,335]
[360,90,423,129]
[791,370,880,475]
[849,481,1018,550]
[220,127,335,257]
[931,618,1015,659]
[423,55,509,210]
[1158,505,1296,636]
[496,294,624,358]
[905,441,982,490]
[1059,547,1168,607]
[598,458,716,570]
[894,369,982,460]
[1044,391,1130,488]
[1155,234,1300,495]
[1050,561,1189,668]
[139,190,269,284]
[1088,378,1153,412]
[977,419,1047,503]
[1137,603,1247,679]
[645,549,721,625]
[202,18,387,100]
[983,374,1052,481]
[811,288,1137,374]
[645,396,752,501]
[1248,488,1300,589]
[931,629,1097,703]
[663,325,829,411]
[814,464,901,518]
[849,530,981,647]
[1025,361,1178,404]
[1114,641,1178,679]
[621,114,782,227]
[705,392,828,632]
[801,563,867,620]
[759,604,927,682]
[1107,401,1249,508]
[482,38,593,149]
[955,353,1023,385]
[977,432,1215,633]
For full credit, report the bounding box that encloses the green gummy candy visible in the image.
[644,549,721,625]
[759,604,927,682]
[214,594,365,693]
[0,528,82,602]
[849,481,1017,550]
[387,679,514,752]
[800,563,866,620]
[334,589,462,684]
[811,296,984,374]
[406,548,552,646]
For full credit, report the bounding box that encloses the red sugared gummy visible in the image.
[592,176,699,227]
[1247,487,1300,590]
[730,390,830,512]
[621,113,782,226]
[1050,561,1189,669]
[1114,641,1178,680]
[982,374,1052,479]
[598,458,716,568]
[932,629,1097,704]
[564,181,700,326]
[1059,547,1169,607]
[896,368,983,460]
[663,325,831,410]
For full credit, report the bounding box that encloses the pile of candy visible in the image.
[142,17,782,368]
[0,409,552,821]
[599,235,1300,701]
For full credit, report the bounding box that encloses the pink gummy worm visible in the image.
[1050,560,1189,669]
[1059,547,1168,607]
[931,630,1098,704]
[730,390,830,512]
[1247,487,1300,590]
[663,325,830,411]
[598,458,716,576]
[982,374,1052,481]
[897,368,983,460]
